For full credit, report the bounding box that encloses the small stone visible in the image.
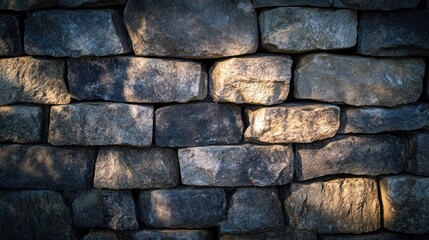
[259,8,357,53]
[319,232,408,240]
[83,230,132,240]
[179,144,294,186]
[0,57,70,105]
[403,132,429,176]
[72,189,138,230]
[284,178,380,233]
[0,190,74,240]
[295,135,404,181]
[245,103,340,143]
[0,15,22,56]
[156,103,243,147]
[0,144,95,190]
[68,57,207,103]
[294,53,425,106]
[49,103,153,146]
[220,187,284,234]
[133,230,212,240]
[210,54,291,105]
[380,175,429,234]
[94,147,179,189]
[0,105,43,143]
[139,187,226,228]
[59,0,125,8]
[24,10,131,58]
[253,0,420,9]
[221,227,316,240]
[0,0,56,10]
[124,0,258,58]
[358,10,429,56]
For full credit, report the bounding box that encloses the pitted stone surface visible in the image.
[133,230,212,240]
[0,15,22,56]
[404,132,429,176]
[0,105,43,143]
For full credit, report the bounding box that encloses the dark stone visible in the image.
[0,144,95,190]
[220,227,317,240]
[139,187,226,228]
[24,10,131,58]
[133,230,212,240]
[155,103,243,147]
[0,0,56,10]
[83,230,132,240]
[0,15,22,56]
[319,232,408,240]
[403,132,429,176]
[252,0,420,9]
[124,0,258,59]
[253,0,331,8]
[59,0,126,8]
[0,105,43,143]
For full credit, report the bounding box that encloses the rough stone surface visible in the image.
[380,175,429,234]
[72,189,138,230]
[221,227,317,240]
[260,8,356,53]
[358,10,429,56]
[210,54,291,105]
[319,232,408,240]
[83,230,132,240]
[295,135,405,181]
[404,132,429,176]
[24,10,131,58]
[133,230,212,240]
[139,187,226,228]
[294,53,425,106]
[94,147,179,189]
[245,103,340,143]
[0,15,22,56]
[179,144,294,186]
[124,0,258,59]
[220,187,284,234]
[284,178,380,233]
[0,57,70,105]
[0,105,43,143]
[0,0,56,10]
[252,0,420,10]
[68,57,207,103]
[0,144,95,189]
[0,190,74,240]
[156,103,243,147]
[59,0,125,8]
[339,103,429,134]
[49,103,153,146]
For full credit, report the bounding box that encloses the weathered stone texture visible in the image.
[83,230,132,240]
[94,147,179,189]
[25,10,131,58]
[133,230,212,240]
[284,178,380,233]
[0,15,22,56]
[0,0,56,10]
[68,57,207,103]
[380,175,429,234]
[260,8,357,53]
[49,103,153,146]
[0,106,43,143]
[294,53,424,106]
[245,103,340,143]
[0,57,70,105]
[0,145,95,189]
[0,190,74,240]
[139,187,226,228]
[210,54,291,105]
[253,0,420,10]
[319,232,408,240]
[220,187,284,234]
[124,0,258,58]
[59,0,125,8]
[221,227,317,240]
[179,144,294,186]
[156,103,243,147]
[72,189,138,230]
[404,132,429,176]
[358,10,429,56]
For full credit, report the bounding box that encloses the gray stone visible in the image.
[133,230,212,240]
[94,147,179,189]
[49,103,153,146]
[0,57,70,105]
[156,103,243,147]
[319,232,408,240]
[0,15,22,56]
[59,0,125,8]
[380,175,429,234]
[339,103,429,134]
[253,0,331,8]
[259,8,357,53]
[0,144,95,190]
[24,10,131,58]
[68,57,207,103]
[0,190,74,240]
[0,105,43,143]
[0,0,56,10]
[295,135,405,181]
[404,132,429,176]
[358,10,429,56]
[210,54,291,105]
[253,0,420,9]
[139,187,226,228]
[220,187,284,234]
[294,53,425,107]
[83,230,131,240]
[179,144,294,187]
[124,0,258,59]
[72,189,138,230]
[245,103,340,143]
[284,178,380,233]
[221,227,317,240]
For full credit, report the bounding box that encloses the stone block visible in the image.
[404,132,429,176]
[133,230,212,240]
[59,0,125,7]
[0,105,43,143]
[319,232,408,240]
[0,0,56,10]
[252,0,420,10]
[83,230,131,240]
[0,15,22,56]
[220,227,316,240]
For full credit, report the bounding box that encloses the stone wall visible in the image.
[0,0,428,239]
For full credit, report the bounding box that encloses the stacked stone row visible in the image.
[0,0,429,239]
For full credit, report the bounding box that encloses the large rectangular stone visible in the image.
[68,57,207,103]
[0,105,43,143]
[49,103,153,146]
[403,132,429,176]
[294,53,425,107]
[0,15,23,56]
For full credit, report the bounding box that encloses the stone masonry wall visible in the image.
[0,0,429,239]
